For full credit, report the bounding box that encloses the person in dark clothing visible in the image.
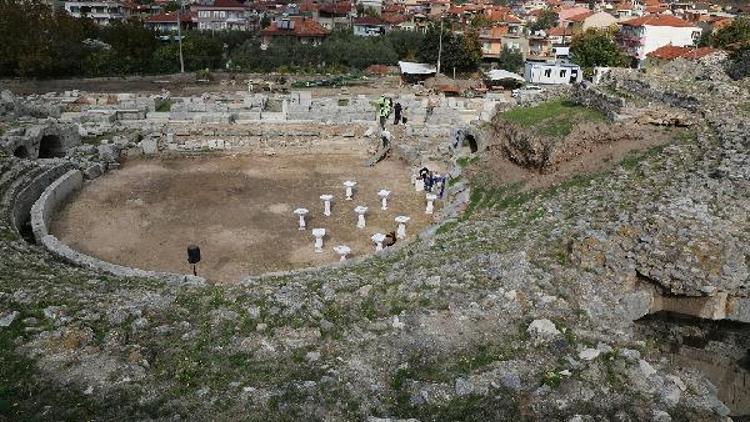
[384,231,397,247]
[419,167,430,180]
[423,171,434,192]
[393,102,402,125]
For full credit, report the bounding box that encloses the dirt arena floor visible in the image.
[50,152,435,283]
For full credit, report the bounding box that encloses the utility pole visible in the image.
[437,17,443,75]
[176,0,185,73]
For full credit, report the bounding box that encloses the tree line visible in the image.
[2,0,744,80]
[0,0,483,78]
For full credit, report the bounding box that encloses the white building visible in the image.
[194,0,254,32]
[358,0,383,15]
[618,15,701,64]
[64,1,126,25]
[523,61,582,85]
[352,16,388,36]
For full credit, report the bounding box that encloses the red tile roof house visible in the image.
[313,1,352,30]
[144,11,197,33]
[546,26,573,45]
[193,0,255,31]
[644,45,720,66]
[260,16,330,48]
[484,7,524,35]
[618,15,702,65]
[353,16,389,36]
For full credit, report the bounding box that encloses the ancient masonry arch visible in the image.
[38,134,66,158]
[1,123,80,159]
[13,145,30,158]
[450,125,487,156]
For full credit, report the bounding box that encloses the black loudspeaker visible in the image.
[187,245,201,264]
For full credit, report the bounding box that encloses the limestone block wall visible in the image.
[137,93,494,125]
[0,123,81,159]
[31,169,83,241]
[10,163,73,235]
[31,170,205,285]
[570,84,625,120]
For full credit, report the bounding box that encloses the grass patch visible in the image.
[392,343,514,385]
[462,183,532,220]
[155,99,174,112]
[0,303,108,420]
[456,156,479,168]
[435,220,459,235]
[387,342,521,418]
[500,99,606,138]
[619,129,694,171]
[447,175,462,188]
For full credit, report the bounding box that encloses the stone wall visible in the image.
[0,123,80,159]
[31,170,205,285]
[570,83,625,120]
[604,70,702,111]
[10,163,73,236]
[31,169,83,241]
[113,92,496,126]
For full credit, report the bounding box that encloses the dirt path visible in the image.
[50,152,433,283]
[0,73,408,96]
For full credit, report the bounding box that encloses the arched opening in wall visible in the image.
[13,145,29,158]
[18,217,35,244]
[464,134,478,154]
[38,135,65,158]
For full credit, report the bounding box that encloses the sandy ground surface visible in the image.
[51,152,435,283]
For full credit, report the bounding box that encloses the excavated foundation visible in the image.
[635,312,750,418]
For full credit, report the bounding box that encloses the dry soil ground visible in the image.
[1,73,409,96]
[51,152,433,283]
[473,125,690,192]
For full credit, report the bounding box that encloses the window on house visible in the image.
[544,68,551,78]
[560,69,566,77]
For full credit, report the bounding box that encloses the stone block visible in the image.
[141,138,158,155]
[83,163,104,179]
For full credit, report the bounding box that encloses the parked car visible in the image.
[511,85,544,97]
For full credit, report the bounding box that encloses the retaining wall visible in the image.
[31,170,205,285]
[10,162,72,235]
